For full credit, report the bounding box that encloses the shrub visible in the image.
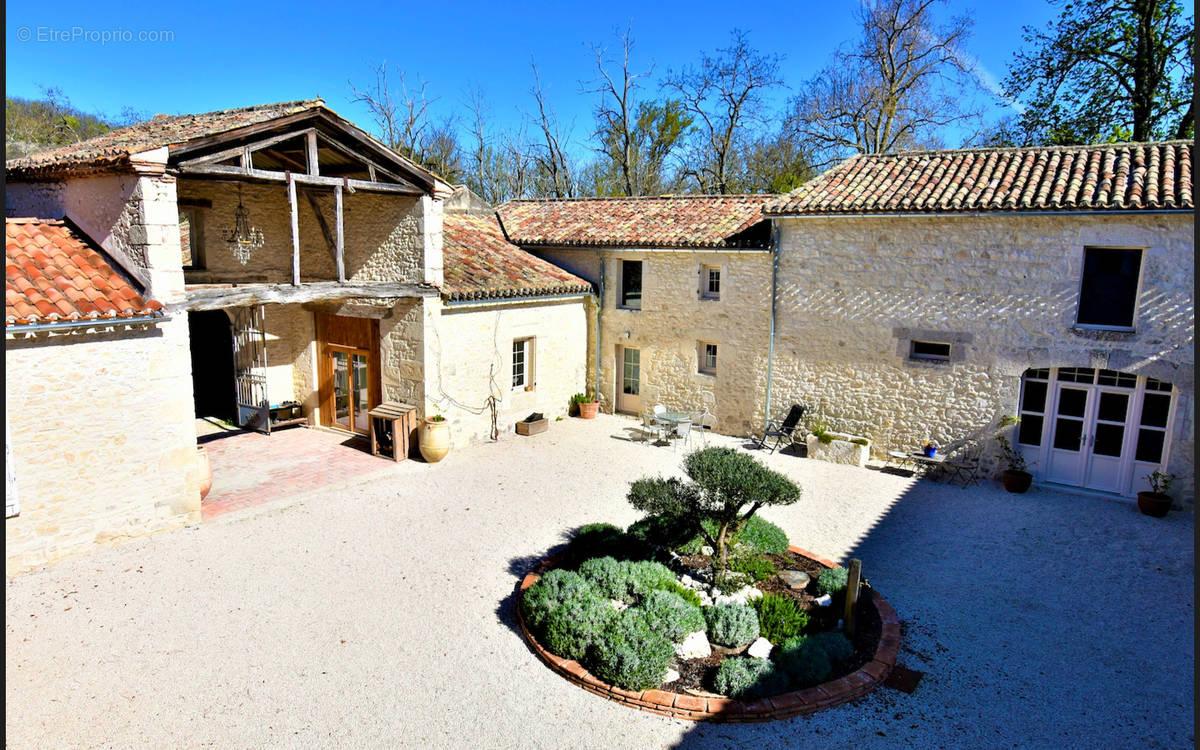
[587,610,675,691]
[662,581,704,609]
[730,554,777,583]
[627,560,677,597]
[704,602,760,648]
[578,557,635,602]
[774,635,833,686]
[712,657,791,699]
[816,567,849,597]
[751,594,810,644]
[626,514,699,551]
[542,589,617,661]
[520,569,593,633]
[676,516,790,557]
[810,631,854,664]
[565,524,648,567]
[636,589,705,643]
[850,437,870,446]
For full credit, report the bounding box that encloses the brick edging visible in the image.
[516,545,899,722]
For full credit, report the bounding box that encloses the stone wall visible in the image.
[587,249,773,436]
[6,322,203,576]
[380,298,428,411]
[773,213,1194,500]
[175,180,437,286]
[430,297,589,446]
[262,303,316,409]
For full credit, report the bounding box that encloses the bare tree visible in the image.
[662,30,784,194]
[349,62,463,180]
[788,0,983,165]
[586,29,693,196]
[527,62,575,198]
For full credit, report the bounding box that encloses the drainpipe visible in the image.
[594,250,605,401]
[764,221,779,432]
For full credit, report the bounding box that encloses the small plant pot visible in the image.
[1000,470,1033,493]
[578,401,599,419]
[1136,491,1172,517]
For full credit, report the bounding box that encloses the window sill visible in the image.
[1072,324,1135,333]
[697,370,716,377]
[615,306,641,312]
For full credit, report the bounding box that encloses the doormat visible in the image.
[883,664,924,693]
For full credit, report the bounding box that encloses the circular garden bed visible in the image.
[516,522,900,722]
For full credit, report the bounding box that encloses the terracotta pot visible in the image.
[1000,469,1033,493]
[1137,491,1172,517]
[196,446,213,500]
[578,401,599,419]
[419,417,451,463]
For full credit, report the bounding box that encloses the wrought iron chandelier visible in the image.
[221,185,264,265]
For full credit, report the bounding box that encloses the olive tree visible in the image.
[627,447,801,575]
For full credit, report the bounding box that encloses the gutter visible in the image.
[764,222,779,432]
[6,313,168,334]
[764,209,1195,219]
[441,291,592,308]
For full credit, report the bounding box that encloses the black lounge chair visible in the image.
[757,404,806,453]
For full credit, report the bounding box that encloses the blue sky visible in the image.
[6,0,1058,156]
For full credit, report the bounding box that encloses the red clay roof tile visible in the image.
[766,141,1193,215]
[442,213,592,302]
[6,218,164,326]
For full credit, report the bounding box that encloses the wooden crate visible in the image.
[368,402,417,461]
[516,418,548,436]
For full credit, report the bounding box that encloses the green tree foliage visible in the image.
[6,89,115,160]
[627,447,801,574]
[1002,0,1194,144]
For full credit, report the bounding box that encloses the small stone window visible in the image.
[909,340,951,362]
[698,342,718,374]
[619,260,642,310]
[700,265,721,300]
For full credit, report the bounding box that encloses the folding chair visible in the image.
[944,440,982,488]
[757,404,806,453]
[641,413,667,445]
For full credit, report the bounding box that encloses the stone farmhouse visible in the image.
[4,98,1194,575]
[5,100,590,574]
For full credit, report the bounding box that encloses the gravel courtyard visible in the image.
[5,414,1194,749]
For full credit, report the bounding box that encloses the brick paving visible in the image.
[199,426,402,520]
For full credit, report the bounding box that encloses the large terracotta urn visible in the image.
[196,446,214,499]
[419,416,451,463]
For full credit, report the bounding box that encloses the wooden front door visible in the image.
[316,314,381,434]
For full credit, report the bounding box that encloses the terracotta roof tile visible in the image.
[6,218,164,326]
[6,99,324,178]
[442,213,592,302]
[497,194,770,248]
[766,141,1193,215]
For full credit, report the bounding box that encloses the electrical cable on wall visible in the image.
[427,310,506,442]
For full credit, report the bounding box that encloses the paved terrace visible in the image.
[5,415,1194,748]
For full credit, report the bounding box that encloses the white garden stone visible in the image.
[662,668,681,684]
[747,637,773,659]
[675,630,712,660]
[610,599,628,611]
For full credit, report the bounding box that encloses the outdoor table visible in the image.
[656,411,693,439]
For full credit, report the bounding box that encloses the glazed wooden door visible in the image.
[327,345,371,434]
[616,347,642,414]
[316,313,381,433]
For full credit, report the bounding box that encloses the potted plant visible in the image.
[1137,470,1176,517]
[419,413,451,463]
[994,416,1032,493]
[572,392,599,419]
[922,440,940,458]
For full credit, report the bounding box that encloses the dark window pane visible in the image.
[1017,414,1043,446]
[1054,418,1084,451]
[1026,368,1050,380]
[1146,378,1173,392]
[1096,392,1128,422]
[1057,368,1095,383]
[1058,388,1088,417]
[1140,393,1171,428]
[1077,248,1141,327]
[910,340,951,360]
[1021,381,1048,413]
[621,261,642,308]
[1093,423,1125,457]
[1135,429,1165,463]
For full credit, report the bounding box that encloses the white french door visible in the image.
[616,347,642,414]
[1021,368,1176,496]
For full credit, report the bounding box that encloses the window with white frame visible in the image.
[512,338,534,389]
[698,342,718,374]
[701,265,721,300]
[1076,247,1142,329]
